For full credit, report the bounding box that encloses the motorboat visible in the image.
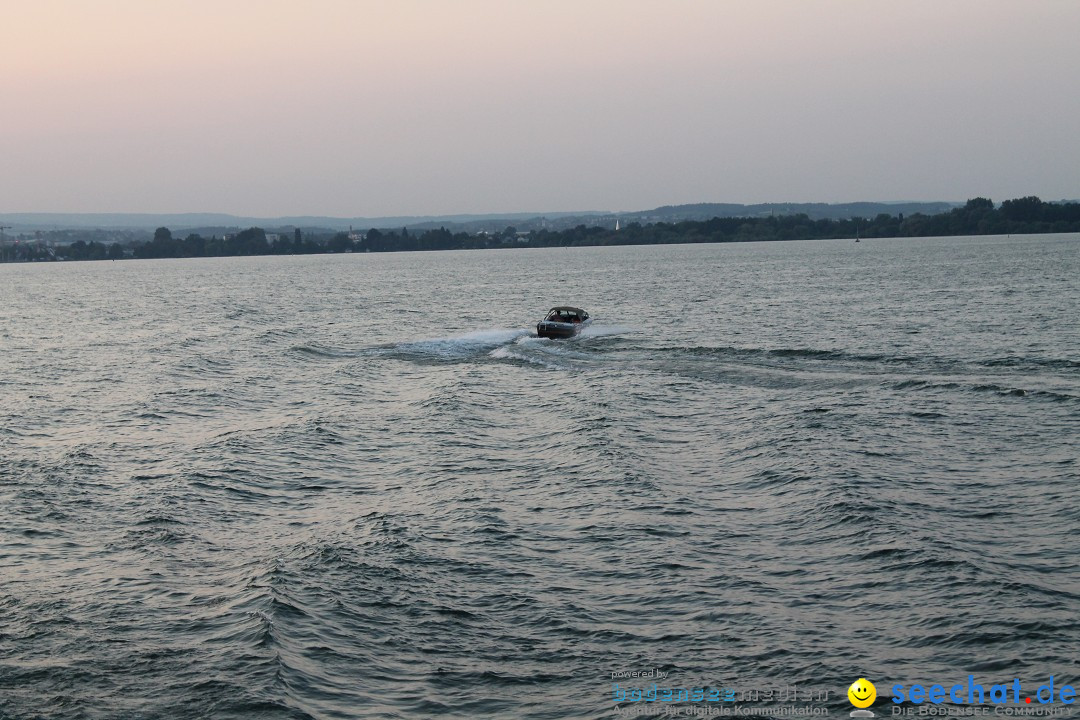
[536,306,590,339]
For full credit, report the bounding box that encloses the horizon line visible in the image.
[0,199,969,221]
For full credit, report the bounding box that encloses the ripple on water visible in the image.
[0,239,1078,718]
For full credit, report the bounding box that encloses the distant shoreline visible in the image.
[2,196,1077,263]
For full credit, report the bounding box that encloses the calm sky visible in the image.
[2,0,1078,217]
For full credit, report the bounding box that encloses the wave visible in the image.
[289,343,361,359]
[487,345,564,369]
[666,344,1080,372]
[386,328,531,364]
[653,345,1080,402]
[576,324,637,339]
[981,356,1080,370]
[291,324,635,370]
[671,344,913,365]
[893,379,1078,402]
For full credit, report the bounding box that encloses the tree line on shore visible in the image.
[2,196,1078,263]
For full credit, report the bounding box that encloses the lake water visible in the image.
[1,235,1078,719]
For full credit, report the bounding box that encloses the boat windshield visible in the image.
[547,309,582,322]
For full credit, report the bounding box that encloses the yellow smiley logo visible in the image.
[848,678,877,708]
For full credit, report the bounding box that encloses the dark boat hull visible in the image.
[536,321,585,339]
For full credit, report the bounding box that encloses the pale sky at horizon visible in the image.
[2,0,1078,217]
